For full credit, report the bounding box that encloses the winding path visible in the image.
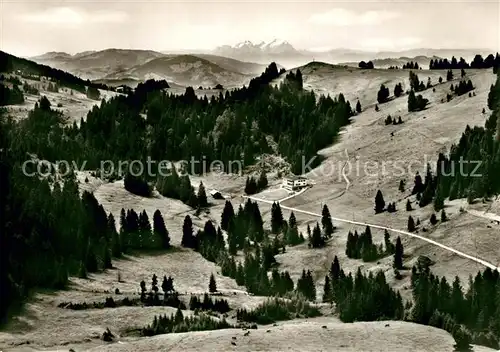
[243,194,500,272]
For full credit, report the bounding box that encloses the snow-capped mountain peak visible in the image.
[215,39,297,57]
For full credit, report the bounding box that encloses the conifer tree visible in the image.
[271,202,284,233]
[181,215,195,248]
[321,204,334,238]
[220,200,235,231]
[393,236,403,269]
[197,182,208,208]
[399,180,405,192]
[153,209,170,249]
[408,216,416,232]
[374,190,386,214]
[430,213,438,225]
[209,273,217,293]
[356,100,362,113]
[322,275,331,303]
[441,209,448,222]
[406,199,412,211]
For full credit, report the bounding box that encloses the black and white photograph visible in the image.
[1,0,500,351]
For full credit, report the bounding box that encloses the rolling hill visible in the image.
[101,54,252,88]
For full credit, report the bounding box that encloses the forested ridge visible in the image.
[0,62,352,323]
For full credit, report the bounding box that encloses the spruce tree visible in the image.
[356,100,362,113]
[271,202,284,233]
[408,216,416,232]
[321,204,334,238]
[181,215,194,248]
[220,200,235,231]
[374,190,386,214]
[197,182,208,208]
[209,273,217,293]
[153,209,170,249]
[430,213,438,225]
[322,275,331,302]
[406,199,412,211]
[399,180,405,192]
[393,236,403,269]
[441,209,448,222]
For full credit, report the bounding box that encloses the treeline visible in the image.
[430,53,500,70]
[141,309,233,337]
[406,73,500,205]
[0,50,111,93]
[411,264,500,349]
[31,62,353,179]
[0,101,124,322]
[0,83,24,105]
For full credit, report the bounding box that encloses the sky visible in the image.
[1,0,499,57]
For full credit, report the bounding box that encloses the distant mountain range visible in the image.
[28,43,494,88]
[212,39,494,69]
[30,49,271,87]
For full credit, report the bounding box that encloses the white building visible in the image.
[282,176,309,190]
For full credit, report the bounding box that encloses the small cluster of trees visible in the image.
[236,296,321,325]
[345,226,388,262]
[308,205,335,248]
[124,173,152,197]
[402,61,420,69]
[322,256,404,322]
[119,208,171,251]
[409,71,426,92]
[408,90,429,112]
[430,53,500,70]
[189,293,230,313]
[296,270,316,301]
[377,84,390,103]
[156,167,204,208]
[244,171,268,195]
[23,81,39,95]
[358,61,374,69]
[385,115,403,125]
[141,309,233,336]
[394,83,404,97]
[284,69,303,90]
[451,79,474,96]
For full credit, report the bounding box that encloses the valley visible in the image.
[1,45,500,352]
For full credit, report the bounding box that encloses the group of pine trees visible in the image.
[408,90,429,112]
[385,115,403,125]
[308,205,335,248]
[451,79,475,96]
[430,53,500,70]
[402,61,420,70]
[142,308,233,336]
[358,61,374,69]
[322,256,404,322]
[244,171,268,195]
[411,264,500,349]
[48,62,353,177]
[119,208,171,252]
